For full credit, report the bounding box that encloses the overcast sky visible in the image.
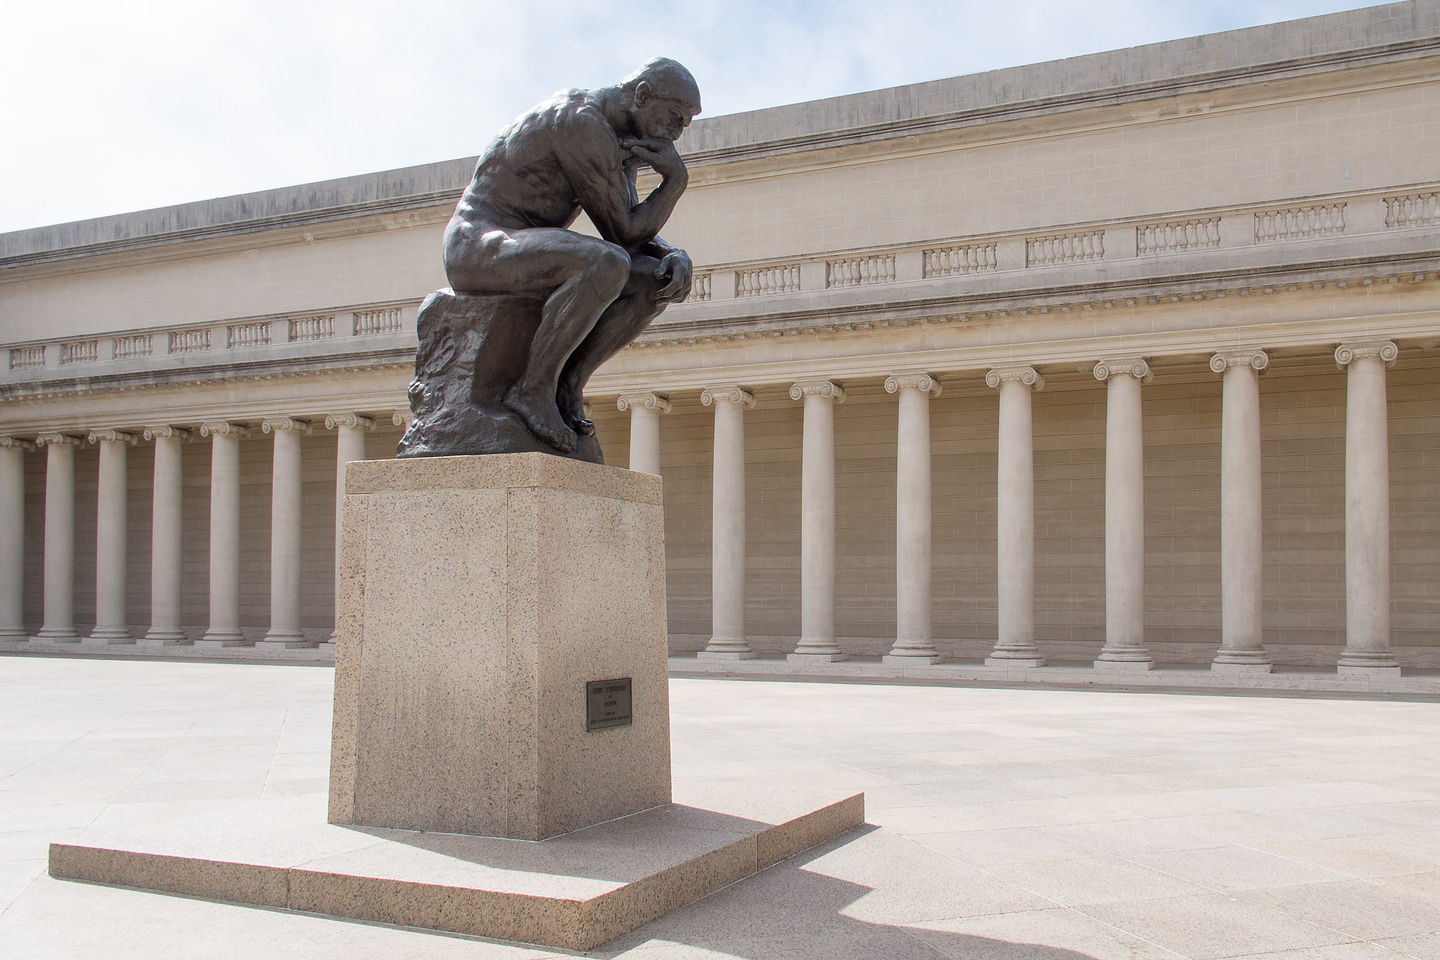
[0,0,1384,233]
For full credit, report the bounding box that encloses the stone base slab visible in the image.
[882,654,941,665]
[49,789,864,952]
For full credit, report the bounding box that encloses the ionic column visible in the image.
[789,380,846,662]
[1093,358,1153,670]
[986,366,1046,667]
[87,429,138,643]
[261,417,312,648]
[617,393,671,476]
[883,373,942,664]
[0,437,35,639]
[699,386,754,659]
[1335,341,1400,673]
[142,426,191,644]
[325,414,372,644]
[1210,350,1271,672]
[35,433,82,641]
[199,422,249,646]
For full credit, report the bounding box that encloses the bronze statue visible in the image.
[398,59,701,460]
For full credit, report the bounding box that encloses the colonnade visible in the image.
[0,340,1407,671]
[0,414,375,649]
[617,342,1404,673]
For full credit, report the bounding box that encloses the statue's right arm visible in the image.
[558,111,686,252]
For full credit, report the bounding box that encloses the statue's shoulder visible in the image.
[548,90,616,143]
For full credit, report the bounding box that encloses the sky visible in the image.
[0,0,1386,234]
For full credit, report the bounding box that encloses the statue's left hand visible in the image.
[654,249,693,303]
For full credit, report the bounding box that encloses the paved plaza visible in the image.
[2,655,1439,959]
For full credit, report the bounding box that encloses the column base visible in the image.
[86,629,134,644]
[986,655,1046,668]
[139,630,191,646]
[788,652,847,663]
[1211,655,1272,674]
[196,635,251,649]
[699,637,755,659]
[1337,661,1402,676]
[1094,657,1154,672]
[882,654,941,665]
[82,634,135,647]
[0,628,28,639]
[256,639,317,651]
[34,628,80,642]
[1337,650,1400,671]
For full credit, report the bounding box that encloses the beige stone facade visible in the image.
[2,3,1438,676]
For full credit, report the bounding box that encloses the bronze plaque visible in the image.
[586,678,632,731]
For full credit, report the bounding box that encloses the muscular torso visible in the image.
[451,90,636,235]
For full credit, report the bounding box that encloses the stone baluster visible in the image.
[617,393,671,476]
[35,433,83,641]
[325,414,373,646]
[1335,341,1400,673]
[261,417,312,648]
[0,437,34,639]
[986,366,1047,667]
[1093,358,1153,670]
[87,429,138,643]
[882,373,942,664]
[1210,350,1272,672]
[142,426,191,644]
[698,387,755,659]
[199,422,249,646]
[789,380,847,662]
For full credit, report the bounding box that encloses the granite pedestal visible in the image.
[49,453,864,949]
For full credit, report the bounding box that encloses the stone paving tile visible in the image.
[1378,933,1440,960]
[1236,942,1421,960]
[1081,893,1356,960]
[1257,832,1440,879]
[1254,875,1440,940]
[906,906,1192,960]
[1127,845,1355,890]
[913,827,1101,867]
[982,856,1208,906]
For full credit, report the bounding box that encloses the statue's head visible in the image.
[621,58,701,142]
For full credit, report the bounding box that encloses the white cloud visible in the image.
[0,0,1380,232]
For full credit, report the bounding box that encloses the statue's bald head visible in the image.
[623,58,701,115]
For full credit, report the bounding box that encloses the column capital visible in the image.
[393,410,414,427]
[200,422,250,438]
[0,437,36,450]
[142,425,193,442]
[616,392,672,414]
[789,379,846,403]
[1093,357,1153,384]
[700,386,755,409]
[88,429,138,445]
[1335,340,1398,370]
[884,373,942,398]
[324,414,375,431]
[261,417,312,435]
[985,366,1045,391]
[35,433,83,447]
[1210,350,1270,375]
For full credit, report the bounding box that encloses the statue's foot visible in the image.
[556,383,596,436]
[503,386,578,453]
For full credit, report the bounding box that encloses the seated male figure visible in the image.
[441,58,701,454]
